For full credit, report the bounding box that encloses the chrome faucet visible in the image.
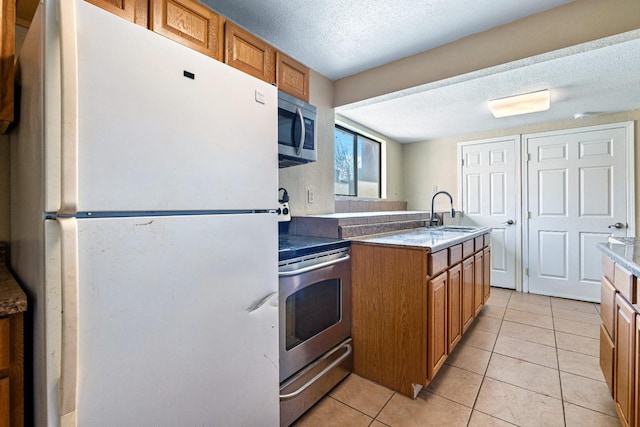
[430,191,456,226]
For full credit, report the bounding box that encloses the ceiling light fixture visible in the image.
[488,89,550,118]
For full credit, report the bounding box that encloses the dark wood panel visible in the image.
[0,0,15,133]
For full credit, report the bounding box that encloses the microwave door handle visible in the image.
[295,107,305,156]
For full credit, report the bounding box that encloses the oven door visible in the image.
[278,252,351,382]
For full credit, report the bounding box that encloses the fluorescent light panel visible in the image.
[488,89,550,118]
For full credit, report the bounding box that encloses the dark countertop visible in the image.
[598,238,640,277]
[350,226,490,252]
[0,264,27,316]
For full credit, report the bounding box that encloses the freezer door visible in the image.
[65,214,278,426]
[58,1,277,212]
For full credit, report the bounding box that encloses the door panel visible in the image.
[460,137,518,289]
[526,125,629,301]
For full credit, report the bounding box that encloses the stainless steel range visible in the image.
[278,234,352,427]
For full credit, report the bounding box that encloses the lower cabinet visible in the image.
[600,323,615,395]
[427,271,448,379]
[615,293,636,427]
[351,233,490,398]
[635,313,640,427]
[448,263,462,352]
[461,257,474,333]
[483,247,491,302]
[473,251,483,316]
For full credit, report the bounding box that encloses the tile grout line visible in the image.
[551,298,569,427]
[464,289,511,427]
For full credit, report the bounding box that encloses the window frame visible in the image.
[334,124,382,198]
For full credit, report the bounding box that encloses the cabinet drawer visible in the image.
[0,317,8,371]
[462,239,474,259]
[449,244,462,265]
[428,249,448,277]
[614,263,636,303]
[484,233,491,247]
[474,236,483,251]
[602,255,615,283]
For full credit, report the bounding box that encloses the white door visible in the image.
[459,136,520,289]
[525,124,633,301]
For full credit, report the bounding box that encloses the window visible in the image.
[334,125,381,197]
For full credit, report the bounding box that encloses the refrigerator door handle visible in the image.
[59,0,80,215]
[59,217,80,425]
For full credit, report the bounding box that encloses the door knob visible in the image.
[608,222,625,229]
[503,219,515,225]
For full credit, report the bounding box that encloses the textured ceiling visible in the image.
[337,31,640,142]
[201,0,572,80]
[200,0,640,142]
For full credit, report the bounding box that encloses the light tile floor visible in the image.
[292,288,619,427]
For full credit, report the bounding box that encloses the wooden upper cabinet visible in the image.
[225,21,276,84]
[85,0,149,27]
[0,0,15,134]
[150,0,224,60]
[276,51,310,102]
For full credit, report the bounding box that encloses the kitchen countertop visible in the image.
[0,264,27,316]
[598,238,640,277]
[351,226,490,252]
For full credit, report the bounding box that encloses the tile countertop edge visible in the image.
[0,264,27,316]
[598,241,640,277]
[350,226,491,252]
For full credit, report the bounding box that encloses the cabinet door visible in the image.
[225,21,276,84]
[615,294,635,427]
[276,51,310,102]
[0,0,15,133]
[448,263,462,353]
[636,313,640,427]
[150,0,223,60]
[462,257,474,333]
[0,377,8,427]
[483,248,491,302]
[474,251,483,316]
[427,271,447,380]
[85,0,148,27]
[600,323,615,396]
[602,276,617,338]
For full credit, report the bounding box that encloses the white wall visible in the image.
[403,110,640,216]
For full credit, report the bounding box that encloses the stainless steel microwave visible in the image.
[278,91,317,168]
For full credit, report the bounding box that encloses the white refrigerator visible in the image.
[9,1,279,426]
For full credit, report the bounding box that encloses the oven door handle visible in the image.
[279,342,352,400]
[278,255,350,277]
